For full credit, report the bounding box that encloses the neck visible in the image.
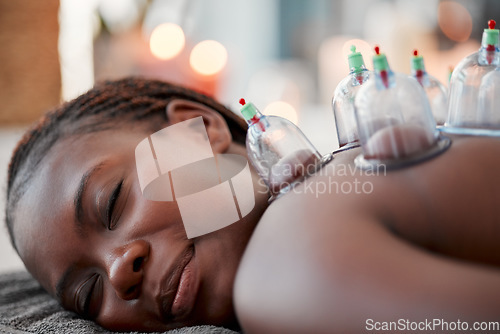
[225,141,270,219]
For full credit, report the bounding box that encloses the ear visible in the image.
[166,99,232,153]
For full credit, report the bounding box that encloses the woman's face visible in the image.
[12,120,267,331]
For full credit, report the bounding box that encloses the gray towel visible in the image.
[0,271,238,334]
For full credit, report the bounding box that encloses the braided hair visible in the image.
[5,77,247,250]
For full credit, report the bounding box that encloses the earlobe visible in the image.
[166,99,232,153]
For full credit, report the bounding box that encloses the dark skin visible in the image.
[235,134,500,333]
[12,97,500,332]
[12,100,269,331]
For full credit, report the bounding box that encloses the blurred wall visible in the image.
[0,0,61,124]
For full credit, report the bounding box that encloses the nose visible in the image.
[108,240,150,300]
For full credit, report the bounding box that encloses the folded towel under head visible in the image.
[0,271,238,334]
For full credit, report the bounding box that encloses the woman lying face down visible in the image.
[6,77,500,333]
[5,78,269,331]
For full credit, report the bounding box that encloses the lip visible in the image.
[157,247,199,321]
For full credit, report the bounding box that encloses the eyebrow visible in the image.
[73,162,106,236]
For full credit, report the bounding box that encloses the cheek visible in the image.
[192,234,240,326]
[196,213,254,260]
[195,217,255,291]
[97,293,164,332]
[123,180,186,237]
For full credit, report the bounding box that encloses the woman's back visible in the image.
[235,134,500,333]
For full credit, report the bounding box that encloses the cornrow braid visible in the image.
[5,77,247,250]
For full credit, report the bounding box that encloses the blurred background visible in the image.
[0,0,499,272]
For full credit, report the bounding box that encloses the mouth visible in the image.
[158,246,199,322]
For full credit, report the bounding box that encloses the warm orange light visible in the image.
[149,23,185,60]
[189,40,228,76]
[438,1,472,42]
[263,101,298,125]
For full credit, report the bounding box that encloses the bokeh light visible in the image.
[438,1,472,42]
[263,101,298,125]
[149,23,185,60]
[189,40,228,76]
[98,0,144,34]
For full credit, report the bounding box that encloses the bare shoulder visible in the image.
[234,184,378,333]
[234,135,500,334]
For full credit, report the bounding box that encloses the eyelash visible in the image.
[106,180,123,230]
[75,274,99,318]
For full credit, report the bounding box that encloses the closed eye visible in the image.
[75,274,101,318]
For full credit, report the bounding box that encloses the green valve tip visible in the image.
[411,49,425,71]
[483,19,499,46]
[239,98,258,121]
[372,46,389,72]
[347,45,365,73]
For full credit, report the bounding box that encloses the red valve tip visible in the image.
[239,98,246,106]
[374,46,380,55]
[488,19,496,30]
[413,49,418,56]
